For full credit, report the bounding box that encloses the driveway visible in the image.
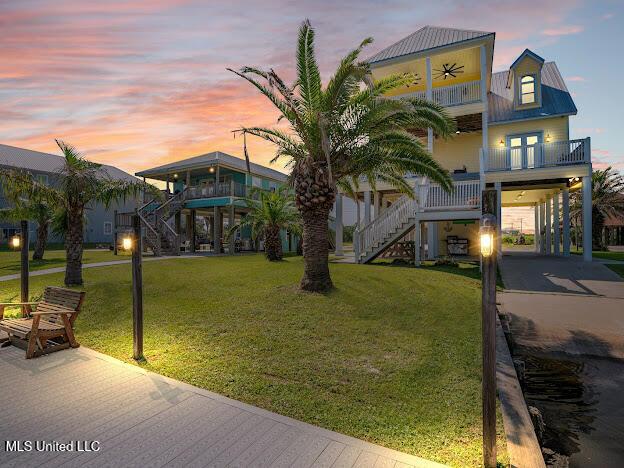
[499,252,624,467]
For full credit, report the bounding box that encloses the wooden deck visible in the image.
[0,346,444,468]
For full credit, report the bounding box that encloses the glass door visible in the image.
[507,133,542,170]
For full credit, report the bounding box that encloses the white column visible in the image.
[335,194,343,256]
[495,182,502,257]
[539,201,546,254]
[534,204,540,253]
[480,44,489,176]
[364,190,371,225]
[562,188,570,256]
[426,56,433,156]
[553,191,560,255]
[373,191,380,221]
[545,195,552,254]
[582,174,592,261]
[414,218,421,266]
[427,222,437,260]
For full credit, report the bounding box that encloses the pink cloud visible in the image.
[566,76,586,82]
[542,25,584,36]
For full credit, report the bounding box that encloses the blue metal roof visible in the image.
[488,62,577,124]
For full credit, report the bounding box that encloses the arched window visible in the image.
[520,75,535,104]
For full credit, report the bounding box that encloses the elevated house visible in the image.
[127,151,298,256]
[0,143,139,246]
[336,26,592,263]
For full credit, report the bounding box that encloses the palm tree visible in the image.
[0,140,155,285]
[226,187,301,261]
[229,20,455,291]
[0,195,55,260]
[571,167,624,251]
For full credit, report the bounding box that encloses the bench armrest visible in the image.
[30,309,75,316]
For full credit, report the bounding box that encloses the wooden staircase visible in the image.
[137,189,187,256]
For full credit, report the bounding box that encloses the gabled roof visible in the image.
[367,25,494,65]
[488,62,577,124]
[0,143,136,182]
[135,151,288,182]
[509,48,545,70]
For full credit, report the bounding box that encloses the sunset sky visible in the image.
[2,0,623,229]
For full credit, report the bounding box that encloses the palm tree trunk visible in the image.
[264,225,283,261]
[300,206,333,292]
[65,209,84,286]
[32,222,48,260]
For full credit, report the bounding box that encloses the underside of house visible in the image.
[332,26,593,264]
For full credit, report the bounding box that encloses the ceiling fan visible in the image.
[433,63,464,80]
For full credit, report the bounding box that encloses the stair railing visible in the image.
[356,194,417,260]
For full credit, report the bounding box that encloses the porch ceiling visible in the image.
[502,188,559,206]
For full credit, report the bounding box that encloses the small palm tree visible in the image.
[0,140,156,285]
[230,20,455,291]
[0,194,55,260]
[571,167,624,250]
[226,187,301,261]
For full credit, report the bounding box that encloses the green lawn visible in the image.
[607,264,624,278]
[0,249,123,275]
[0,255,507,466]
[571,249,624,262]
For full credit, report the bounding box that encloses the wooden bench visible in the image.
[0,287,86,359]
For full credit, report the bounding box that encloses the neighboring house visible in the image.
[0,143,140,246]
[130,151,298,255]
[341,26,592,263]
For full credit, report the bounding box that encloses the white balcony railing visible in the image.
[424,179,481,210]
[398,80,482,107]
[483,138,590,172]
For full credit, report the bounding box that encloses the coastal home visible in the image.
[0,143,139,246]
[338,26,592,263]
[126,151,298,255]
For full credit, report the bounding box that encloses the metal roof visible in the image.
[367,25,494,64]
[135,151,288,182]
[488,62,577,124]
[0,143,137,182]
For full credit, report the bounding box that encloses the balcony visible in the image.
[483,138,590,172]
[399,80,482,108]
[186,181,248,200]
[422,179,481,211]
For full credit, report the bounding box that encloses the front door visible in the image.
[508,133,542,169]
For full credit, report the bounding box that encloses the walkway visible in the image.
[498,252,624,466]
[0,346,442,468]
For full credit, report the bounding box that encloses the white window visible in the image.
[103,222,112,235]
[36,174,49,185]
[520,75,535,104]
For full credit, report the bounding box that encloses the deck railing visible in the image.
[483,138,590,172]
[398,80,482,107]
[424,179,481,210]
[186,181,248,199]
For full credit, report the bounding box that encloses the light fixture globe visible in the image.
[11,234,21,249]
[480,214,496,258]
[122,236,133,251]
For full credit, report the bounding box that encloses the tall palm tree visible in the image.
[571,167,624,251]
[0,195,55,260]
[229,20,455,291]
[226,187,301,261]
[0,140,155,285]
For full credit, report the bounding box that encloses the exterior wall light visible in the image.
[208,167,215,173]
[480,214,496,257]
[499,139,505,147]
[173,173,179,179]
[11,234,21,249]
[545,133,552,143]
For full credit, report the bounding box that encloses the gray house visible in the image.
[0,143,139,246]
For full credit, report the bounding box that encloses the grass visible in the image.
[606,264,624,278]
[0,255,507,467]
[570,249,624,262]
[0,249,123,275]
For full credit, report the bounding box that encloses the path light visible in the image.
[122,218,144,361]
[11,234,21,249]
[122,235,133,252]
[480,215,495,257]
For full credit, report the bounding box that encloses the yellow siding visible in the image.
[488,116,569,148]
[433,133,482,172]
[512,56,542,110]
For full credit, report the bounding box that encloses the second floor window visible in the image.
[520,75,535,104]
[103,222,112,235]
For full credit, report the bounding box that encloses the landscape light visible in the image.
[122,235,133,251]
[480,214,496,258]
[11,234,21,249]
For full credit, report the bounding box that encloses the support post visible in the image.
[113,210,118,256]
[20,220,29,317]
[214,207,222,254]
[364,191,371,225]
[229,204,235,255]
[539,201,546,254]
[495,182,502,257]
[582,174,592,261]
[373,191,380,221]
[553,191,560,255]
[545,195,552,255]
[414,218,421,267]
[426,222,437,260]
[481,189,498,468]
[480,44,489,186]
[131,215,144,361]
[534,204,540,253]
[335,193,344,256]
[189,209,196,253]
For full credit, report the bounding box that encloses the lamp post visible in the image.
[122,215,144,360]
[481,190,498,468]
